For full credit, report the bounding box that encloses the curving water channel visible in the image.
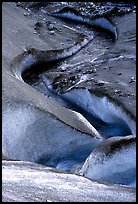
[20,54,136,187]
[6,4,136,187]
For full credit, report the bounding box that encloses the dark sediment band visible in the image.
[11,34,93,81]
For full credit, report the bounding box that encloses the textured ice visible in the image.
[2,105,101,168]
[2,161,136,202]
[78,136,136,187]
[62,88,136,136]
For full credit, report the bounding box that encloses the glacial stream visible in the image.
[20,60,136,188]
[7,2,136,187]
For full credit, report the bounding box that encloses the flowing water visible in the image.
[10,2,136,187]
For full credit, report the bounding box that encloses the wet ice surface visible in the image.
[39,80,135,137]
[5,2,136,188]
[2,3,136,202]
[19,3,136,187]
[23,74,136,185]
[28,79,135,187]
[78,136,136,187]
